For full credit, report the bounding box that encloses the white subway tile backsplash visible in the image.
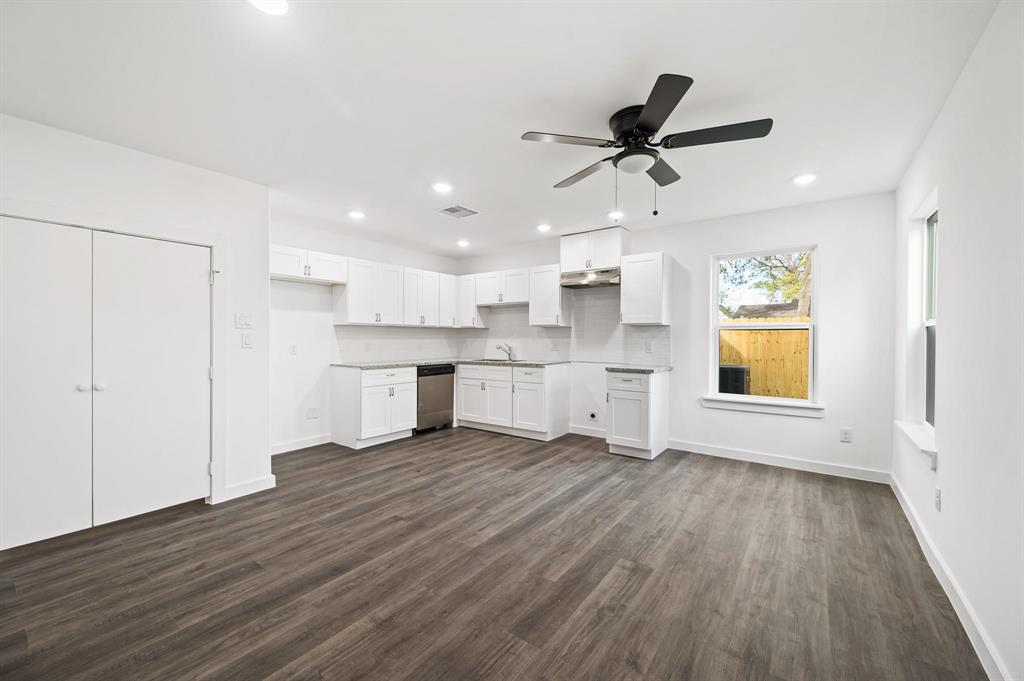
[334,287,670,366]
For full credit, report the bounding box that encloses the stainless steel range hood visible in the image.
[560,268,620,289]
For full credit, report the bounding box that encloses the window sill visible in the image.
[895,420,937,471]
[701,394,825,418]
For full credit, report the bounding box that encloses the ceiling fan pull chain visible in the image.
[653,182,659,217]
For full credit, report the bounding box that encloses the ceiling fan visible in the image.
[522,74,773,188]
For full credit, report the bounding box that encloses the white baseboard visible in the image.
[213,474,277,504]
[570,423,605,438]
[667,439,890,484]
[889,477,1009,681]
[271,434,331,455]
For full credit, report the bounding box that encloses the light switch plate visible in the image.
[839,428,853,443]
[234,313,253,329]
[241,331,253,348]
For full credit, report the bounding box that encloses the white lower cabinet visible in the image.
[485,380,514,427]
[456,364,568,440]
[605,370,670,460]
[332,367,418,449]
[512,381,545,432]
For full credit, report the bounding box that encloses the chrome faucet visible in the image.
[495,343,514,361]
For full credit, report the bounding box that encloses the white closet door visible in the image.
[92,232,211,525]
[0,218,93,550]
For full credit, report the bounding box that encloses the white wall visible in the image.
[0,114,273,498]
[892,3,1023,678]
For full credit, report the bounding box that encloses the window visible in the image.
[924,211,937,425]
[713,248,815,403]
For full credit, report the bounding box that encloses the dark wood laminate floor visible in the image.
[0,429,985,681]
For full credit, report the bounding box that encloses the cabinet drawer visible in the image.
[458,364,513,381]
[513,367,545,384]
[607,373,649,393]
[361,366,416,387]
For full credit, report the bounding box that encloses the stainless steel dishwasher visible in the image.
[416,364,454,432]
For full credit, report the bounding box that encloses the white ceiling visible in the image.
[0,0,996,257]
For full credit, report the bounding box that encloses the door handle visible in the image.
[606,392,609,403]
[76,384,91,392]
[556,313,559,324]
[480,382,485,391]
[93,383,108,392]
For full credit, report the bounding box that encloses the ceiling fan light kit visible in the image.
[522,73,773,190]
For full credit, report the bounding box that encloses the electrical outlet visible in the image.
[288,344,298,355]
[588,411,598,422]
[234,313,253,329]
[644,340,653,354]
[551,341,560,352]
[934,487,942,511]
[305,407,318,421]
[839,428,853,443]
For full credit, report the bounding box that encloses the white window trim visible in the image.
[705,245,823,416]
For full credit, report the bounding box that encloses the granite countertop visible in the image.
[604,364,673,374]
[331,359,571,370]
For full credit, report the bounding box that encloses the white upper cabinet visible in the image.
[438,274,457,328]
[528,264,572,327]
[620,252,671,325]
[269,244,307,279]
[306,250,349,284]
[559,227,629,273]
[403,268,440,326]
[270,244,348,285]
[334,258,404,325]
[457,275,486,327]
[559,233,590,273]
[475,269,529,305]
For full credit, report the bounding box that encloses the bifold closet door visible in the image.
[92,232,211,525]
[0,218,93,550]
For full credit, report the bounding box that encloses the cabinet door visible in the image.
[485,380,514,426]
[390,382,418,432]
[93,232,211,525]
[306,250,348,284]
[513,382,546,432]
[346,258,378,324]
[1,218,93,550]
[269,244,307,279]
[620,253,664,324]
[475,271,500,305]
[420,270,440,326]
[439,274,457,327]
[403,268,422,325]
[458,378,487,422]
[560,233,590,272]
[360,385,392,438]
[377,263,405,324]
[607,389,649,449]
[528,265,560,326]
[502,269,530,303]
[589,229,623,270]
[457,275,480,326]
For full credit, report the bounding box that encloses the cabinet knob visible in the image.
[93,383,108,392]
[76,383,91,392]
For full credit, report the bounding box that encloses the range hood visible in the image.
[560,267,620,289]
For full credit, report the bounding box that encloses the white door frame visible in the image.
[0,207,230,504]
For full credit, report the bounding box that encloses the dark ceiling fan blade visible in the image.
[646,158,681,187]
[634,74,694,135]
[554,157,613,188]
[660,118,773,149]
[522,132,615,147]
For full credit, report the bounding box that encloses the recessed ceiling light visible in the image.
[348,210,365,220]
[248,0,289,15]
[432,182,453,194]
[457,239,469,248]
[791,173,817,186]
[536,223,552,233]
[608,211,624,222]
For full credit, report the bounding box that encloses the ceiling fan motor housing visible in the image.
[609,105,647,143]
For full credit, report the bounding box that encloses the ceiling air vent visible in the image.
[438,205,479,219]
